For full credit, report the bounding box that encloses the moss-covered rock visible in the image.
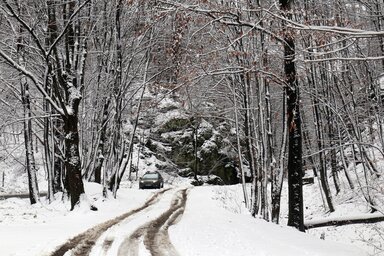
[150,110,240,185]
[212,163,238,184]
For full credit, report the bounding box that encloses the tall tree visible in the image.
[279,0,304,231]
[16,1,40,205]
[0,0,92,210]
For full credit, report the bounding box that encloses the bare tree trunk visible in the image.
[271,90,287,223]
[50,0,89,209]
[44,0,57,202]
[330,142,341,195]
[372,0,384,69]
[328,73,341,194]
[53,117,64,193]
[63,105,85,210]
[108,0,124,195]
[280,0,304,232]
[43,76,55,202]
[21,82,40,205]
[243,73,257,205]
[339,137,354,190]
[250,73,261,217]
[93,98,110,184]
[16,6,39,204]
[233,83,249,208]
[313,87,335,212]
[258,75,269,220]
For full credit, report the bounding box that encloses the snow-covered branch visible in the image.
[0,48,64,115]
[262,8,384,38]
[46,0,91,57]
[2,0,46,56]
[303,56,384,63]
[158,1,285,43]
[305,213,384,229]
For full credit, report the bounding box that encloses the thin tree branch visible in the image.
[46,0,91,57]
[0,48,64,115]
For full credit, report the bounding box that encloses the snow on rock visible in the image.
[198,119,213,131]
[160,129,192,143]
[200,139,217,154]
[154,109,188,127]
[157,96,182,110]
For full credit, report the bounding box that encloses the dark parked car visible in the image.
[139,171,164,189]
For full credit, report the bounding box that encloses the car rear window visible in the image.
[142,173,159,179]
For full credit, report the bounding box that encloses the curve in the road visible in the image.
[49,188,171,256]
[117,188,188,256]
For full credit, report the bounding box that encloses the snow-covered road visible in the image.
[116,188,188,256]
[49,187,188,256]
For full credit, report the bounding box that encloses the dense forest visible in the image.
[0,0,383,235]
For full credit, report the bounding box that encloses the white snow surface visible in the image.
[0,183,368,256]
[171,186,366,256]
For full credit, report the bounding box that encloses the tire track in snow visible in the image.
[117,188,188,256]
[49,188,171,256]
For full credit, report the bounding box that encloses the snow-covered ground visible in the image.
[0,183,150,255]
[1,138,382,256]
[299,162,384,256]
[0,182,370,256]
[170,185,367,256]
